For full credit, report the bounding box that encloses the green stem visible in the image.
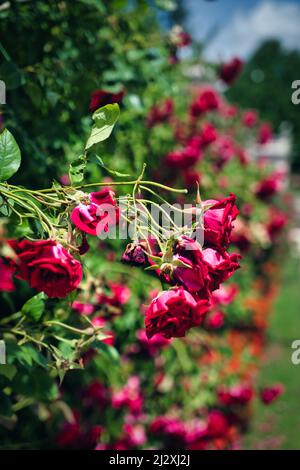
[44,320,93,336]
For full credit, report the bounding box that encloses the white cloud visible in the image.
[204,1,300,61]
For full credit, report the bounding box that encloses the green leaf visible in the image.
[69,154,87,184]
[0,364,17,381]
[0,129,21,182]
[0,61,23,90]
[85,104,120,151]
[6,343,48,369]
[21,292,46,322]
[12,368,58,400]
[0,392,13,417]
[91,340,119,363]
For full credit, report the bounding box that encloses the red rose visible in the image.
[260,384,284,405]
[146,98,174,127]
[145,286,210,339]
[219,57,243,85]
[149,416,186,443]
[206,410,230,438]
[205,310,225,330]
[177,31,192,48]
[258,122,272,144]
[71,189,120,236]
[190,88,220,117]
[199,122,218,147]
[9,239,82,298]
[173,236,211,299]
[267,209,287,240]
[0,258,15,292]
[211,284,238,306]
[98,282,130,307]
[203,194,239,248]
[218,384,254,406]
[255,172,283,200]
[202,248,241,292]
[136,329,170,356]
[165,145,201,169]
[89,89,124,113]
[172,237,240,299]
[212,135,236,169]
[83,380,109,408]
[242,110,257,128]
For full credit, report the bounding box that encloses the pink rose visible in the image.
[71,189,120,236]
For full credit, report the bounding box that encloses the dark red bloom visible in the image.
[71,189,120,236]
[177,31,192,48]
[199,122,218,147]
[242,110,258,128]
[121,242,148,266]
[260,384,284,405]
[173,236,211,298]
[149,416,186,447]
[172,236,240,298]
[190,88,220,117]
[267,209,287,240]
[212,135,236,169]
[255,172,283,200]
[8,239,82,298]
[204,310,225,330]
[89,89,124,113]
[145,286,210,339]
[136,329,170,356]
[202,248,241,293]
[258,122,273,144]
[206,410,230,438]
[219,57,243,85]
[165,145,201,169]
[83,380,109,408]
[203,194,239,248]
[98,282,130,307]
[218,384,254,406]
[146,98,174,127]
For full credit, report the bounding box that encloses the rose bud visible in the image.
[121,242,148,266]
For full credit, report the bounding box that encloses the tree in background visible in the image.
[226,40,300,172]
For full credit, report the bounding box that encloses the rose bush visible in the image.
[0,0,289,450]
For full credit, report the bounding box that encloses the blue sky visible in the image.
[185,0,300,59]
